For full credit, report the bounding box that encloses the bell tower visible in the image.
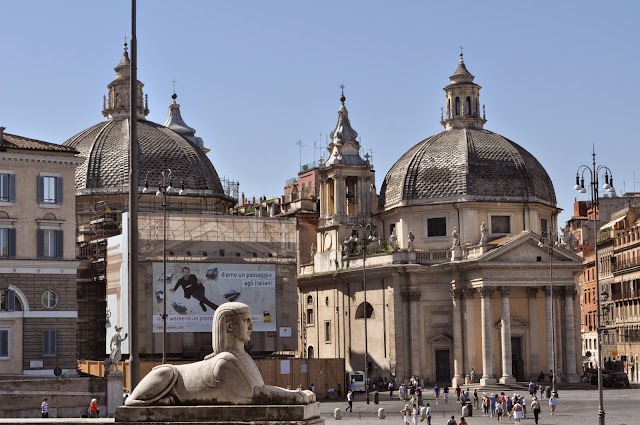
[314,89,376,270]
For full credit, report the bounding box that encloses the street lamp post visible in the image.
[349,223,375,404]
[143,169,184,364]
[538,229,561,395]
[574,150,615,425]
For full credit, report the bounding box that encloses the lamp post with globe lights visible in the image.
[143,169,184,364]
[348,222,376,404]
[574,150,615,425]
[538,229,562,395]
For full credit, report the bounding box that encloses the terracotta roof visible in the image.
[1,132,78,153]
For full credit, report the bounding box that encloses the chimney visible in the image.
[0,127,5,141]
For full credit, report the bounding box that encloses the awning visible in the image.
[601,215,627,230]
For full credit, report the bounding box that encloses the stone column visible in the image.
[401,290,412,382]
[334,174,345,222]
[544,287,554,375]
[499,286,516,384]
[451,287,465,386]
[320,179,328,217]
[478,287,496,384]
[409,290,422,379]
[526,287,540,378]
[564,287,580,383]
[463,288,476,383]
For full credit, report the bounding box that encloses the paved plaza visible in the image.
[318,386,639,425]
[0,386,638,425]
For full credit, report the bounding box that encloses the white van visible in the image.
[347,371,366,392]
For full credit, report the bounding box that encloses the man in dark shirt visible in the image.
[171,267,219,312]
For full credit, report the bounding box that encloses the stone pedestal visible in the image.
[451,246,463,261]
[115,403,324,425]
[107,371,125,417]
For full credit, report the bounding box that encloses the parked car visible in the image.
[609,372,630,388]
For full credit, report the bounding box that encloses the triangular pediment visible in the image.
[428,333,453,344]
[477,231,583,265]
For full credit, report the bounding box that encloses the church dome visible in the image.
[64,44,233,206]
[379,54,556,210]
[65,119,226,195]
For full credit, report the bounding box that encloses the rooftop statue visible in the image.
[125,302,315,406]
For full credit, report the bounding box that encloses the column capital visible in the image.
[498,286,512,297]
[564,286,578,298]
[543,286,561,297]
[450,288,464,300]
[409,290,422,302]
[463,288,476,299]
[526,287,539,298]
[401,290,411,301]
[478,287,493,298]
[401,290,422,302]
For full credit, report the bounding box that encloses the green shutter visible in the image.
[55,230,64,259]
[8,174,15,202]
[56,177,63,204]
[6,290,15,312]
[37,176,44,203]
[37,229,44,258]
[7,228,16,257]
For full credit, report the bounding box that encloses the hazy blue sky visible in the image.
[1,1,638,227]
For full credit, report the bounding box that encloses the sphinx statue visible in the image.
[125,302,315,406]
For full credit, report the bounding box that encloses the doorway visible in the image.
[511,336,524,381]
[435,349,451,384]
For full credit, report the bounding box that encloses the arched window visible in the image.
[355,302,374,319]
[306,295,314,326]
[308,346,314,358]
[465,97,472,115]
[455,97,460,115]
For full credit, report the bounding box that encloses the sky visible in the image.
[1,0,638,227]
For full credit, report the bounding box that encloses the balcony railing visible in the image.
[415,250,450,264]
[612,257,640,273]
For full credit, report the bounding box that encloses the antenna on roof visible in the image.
[296,140,306,171]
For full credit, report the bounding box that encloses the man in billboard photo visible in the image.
[171,266,219,312]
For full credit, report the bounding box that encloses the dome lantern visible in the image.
[440,53,487,130]
[102,43,150,121]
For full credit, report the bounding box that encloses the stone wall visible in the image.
[0,376,106,418]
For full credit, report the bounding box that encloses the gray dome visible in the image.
[64,118,228,198]
[379,128,556,209]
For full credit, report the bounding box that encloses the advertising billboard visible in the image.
[152,262,276,333]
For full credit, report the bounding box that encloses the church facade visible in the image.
[299,55,584,385]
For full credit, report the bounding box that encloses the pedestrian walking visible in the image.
[346,389,354,412]
[473,389,479,409]
[513,399,524,424]
[433,384,440,404]
[458,417,467,425]
[495,399,504,423]
[88,398,99,418]
[455,384,461,401]
[389,380,394,397]
[531,396,541,424]
[446,415,457,425]
[400,403,411,425]
[424,403,432,425]
[41,398,49,418]
[411,403,419,425]
[549,393,557,415]
[443,384,449,403]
